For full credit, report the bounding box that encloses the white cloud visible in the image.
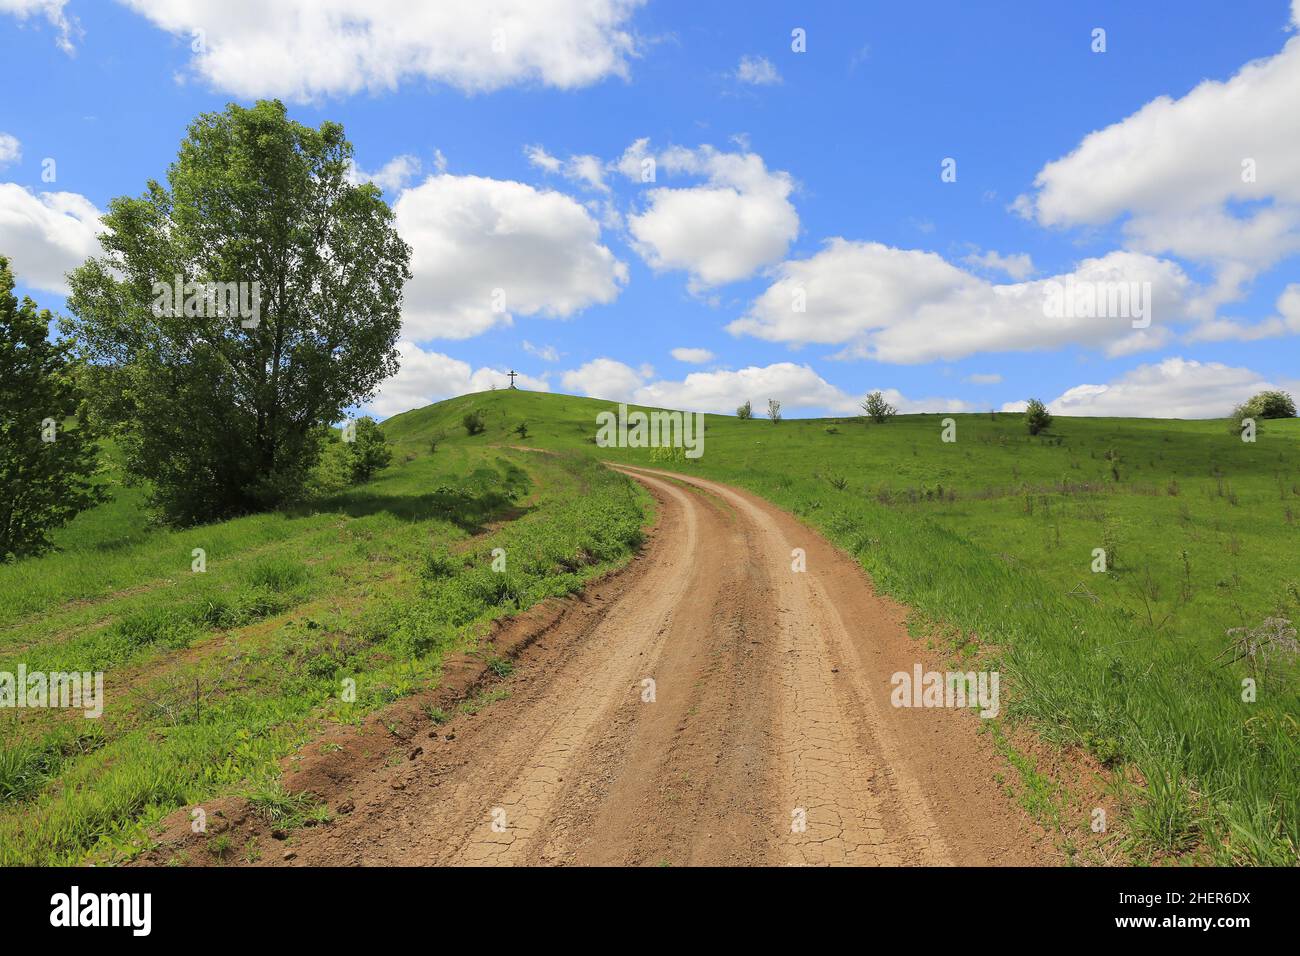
[1185,282,1300,342]
[365,341,549,418]
[394,173,627,340]
[0,184,101,294]
[561,357,650,402]
[348,154,422,194]
[1017,8,1300,311]
[523,145,562,174]
[626,143,798,288]
[735,55,781,85]
[118,0,644,100]
[522,340,560,362]
[0,133,20,169]
[728,239,1193,364]
[962,249,1034,281]
[0,0,78,53]
[964,373,1002,385]
[670,347,714,364]
[559,357,969,417]
[524,145,609,193]
[1006,357,1284,419]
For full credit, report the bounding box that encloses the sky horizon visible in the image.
[2,0,1298,421]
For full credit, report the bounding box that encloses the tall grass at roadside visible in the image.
[0,449,647,865]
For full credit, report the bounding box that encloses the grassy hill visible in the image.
[389,388,1300,864]
[0,416,648,865]
[2,385,1295,865]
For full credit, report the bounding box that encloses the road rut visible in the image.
[267,466,1056,866]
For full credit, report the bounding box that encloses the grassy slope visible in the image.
[386,389,1300,865]
[0,429,648,865]
[4,385,1294,865]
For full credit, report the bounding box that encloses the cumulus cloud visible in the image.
[964,373,1003,385]
[0,0,78,53]
[365,341,549,418]
[1005,357,1284,419]
[118,0,644,100]
[1016,6,1300,311]
[0,184,101,294]
[348,154,422,194]
[1185,283,1300,342]
[0,133,20,169]
[670,347,714,364]
[624,142,799,289]
[735,55,781,85]
[522,340,561,362]
[525,145,609,193]
[394,173,627,340]
[561,357,651,402]
[559,357,969,417]
[728,239,1193,364]
[962,249,1034,280]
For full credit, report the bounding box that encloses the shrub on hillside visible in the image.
[1241,390,1296,419]
[861,391,897,424]
[1024,398,1052,435]
[462,410,486,436]
[346,417,392,483]
[0,257,106,560]
[736,400,752,419]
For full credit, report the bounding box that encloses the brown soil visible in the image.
[139,467,1063,867]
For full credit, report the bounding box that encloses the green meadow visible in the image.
[0,430,647,865]
[2,386,1296,865]
[386,389,1300,865]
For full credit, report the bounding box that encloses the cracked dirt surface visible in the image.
[241,466,1058,867]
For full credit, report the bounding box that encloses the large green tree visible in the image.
[67,100,412,524]
[0,257,104,559]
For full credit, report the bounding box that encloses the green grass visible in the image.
[0,430,648,865]
[382,388,1299,865]
[4,384,1295,866]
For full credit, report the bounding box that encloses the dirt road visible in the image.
[259,466,1056,866]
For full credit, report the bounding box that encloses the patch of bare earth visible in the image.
[141,467,1081,867]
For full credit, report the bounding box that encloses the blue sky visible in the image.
[1,0,1297,419]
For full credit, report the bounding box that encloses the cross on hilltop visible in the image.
[507,370,518,389]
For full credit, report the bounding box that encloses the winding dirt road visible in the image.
[257,466,1056,867]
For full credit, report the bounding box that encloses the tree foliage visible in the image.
[861,390,897,424]
[767,398,781,423]
[1024,398,1052,435]
[1241,390,1296,419]
[346,416,392,484]
[736,400,752,420]
[463,410,487,436]
[0,257,105,559]
[66,100,412,524]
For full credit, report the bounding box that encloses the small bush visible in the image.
[345,417,393,483]
[1024,398,1052,435]
[767,399,781,424]
[736,400,752,420]
[462,410,487,436]
[861,391,897,424]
